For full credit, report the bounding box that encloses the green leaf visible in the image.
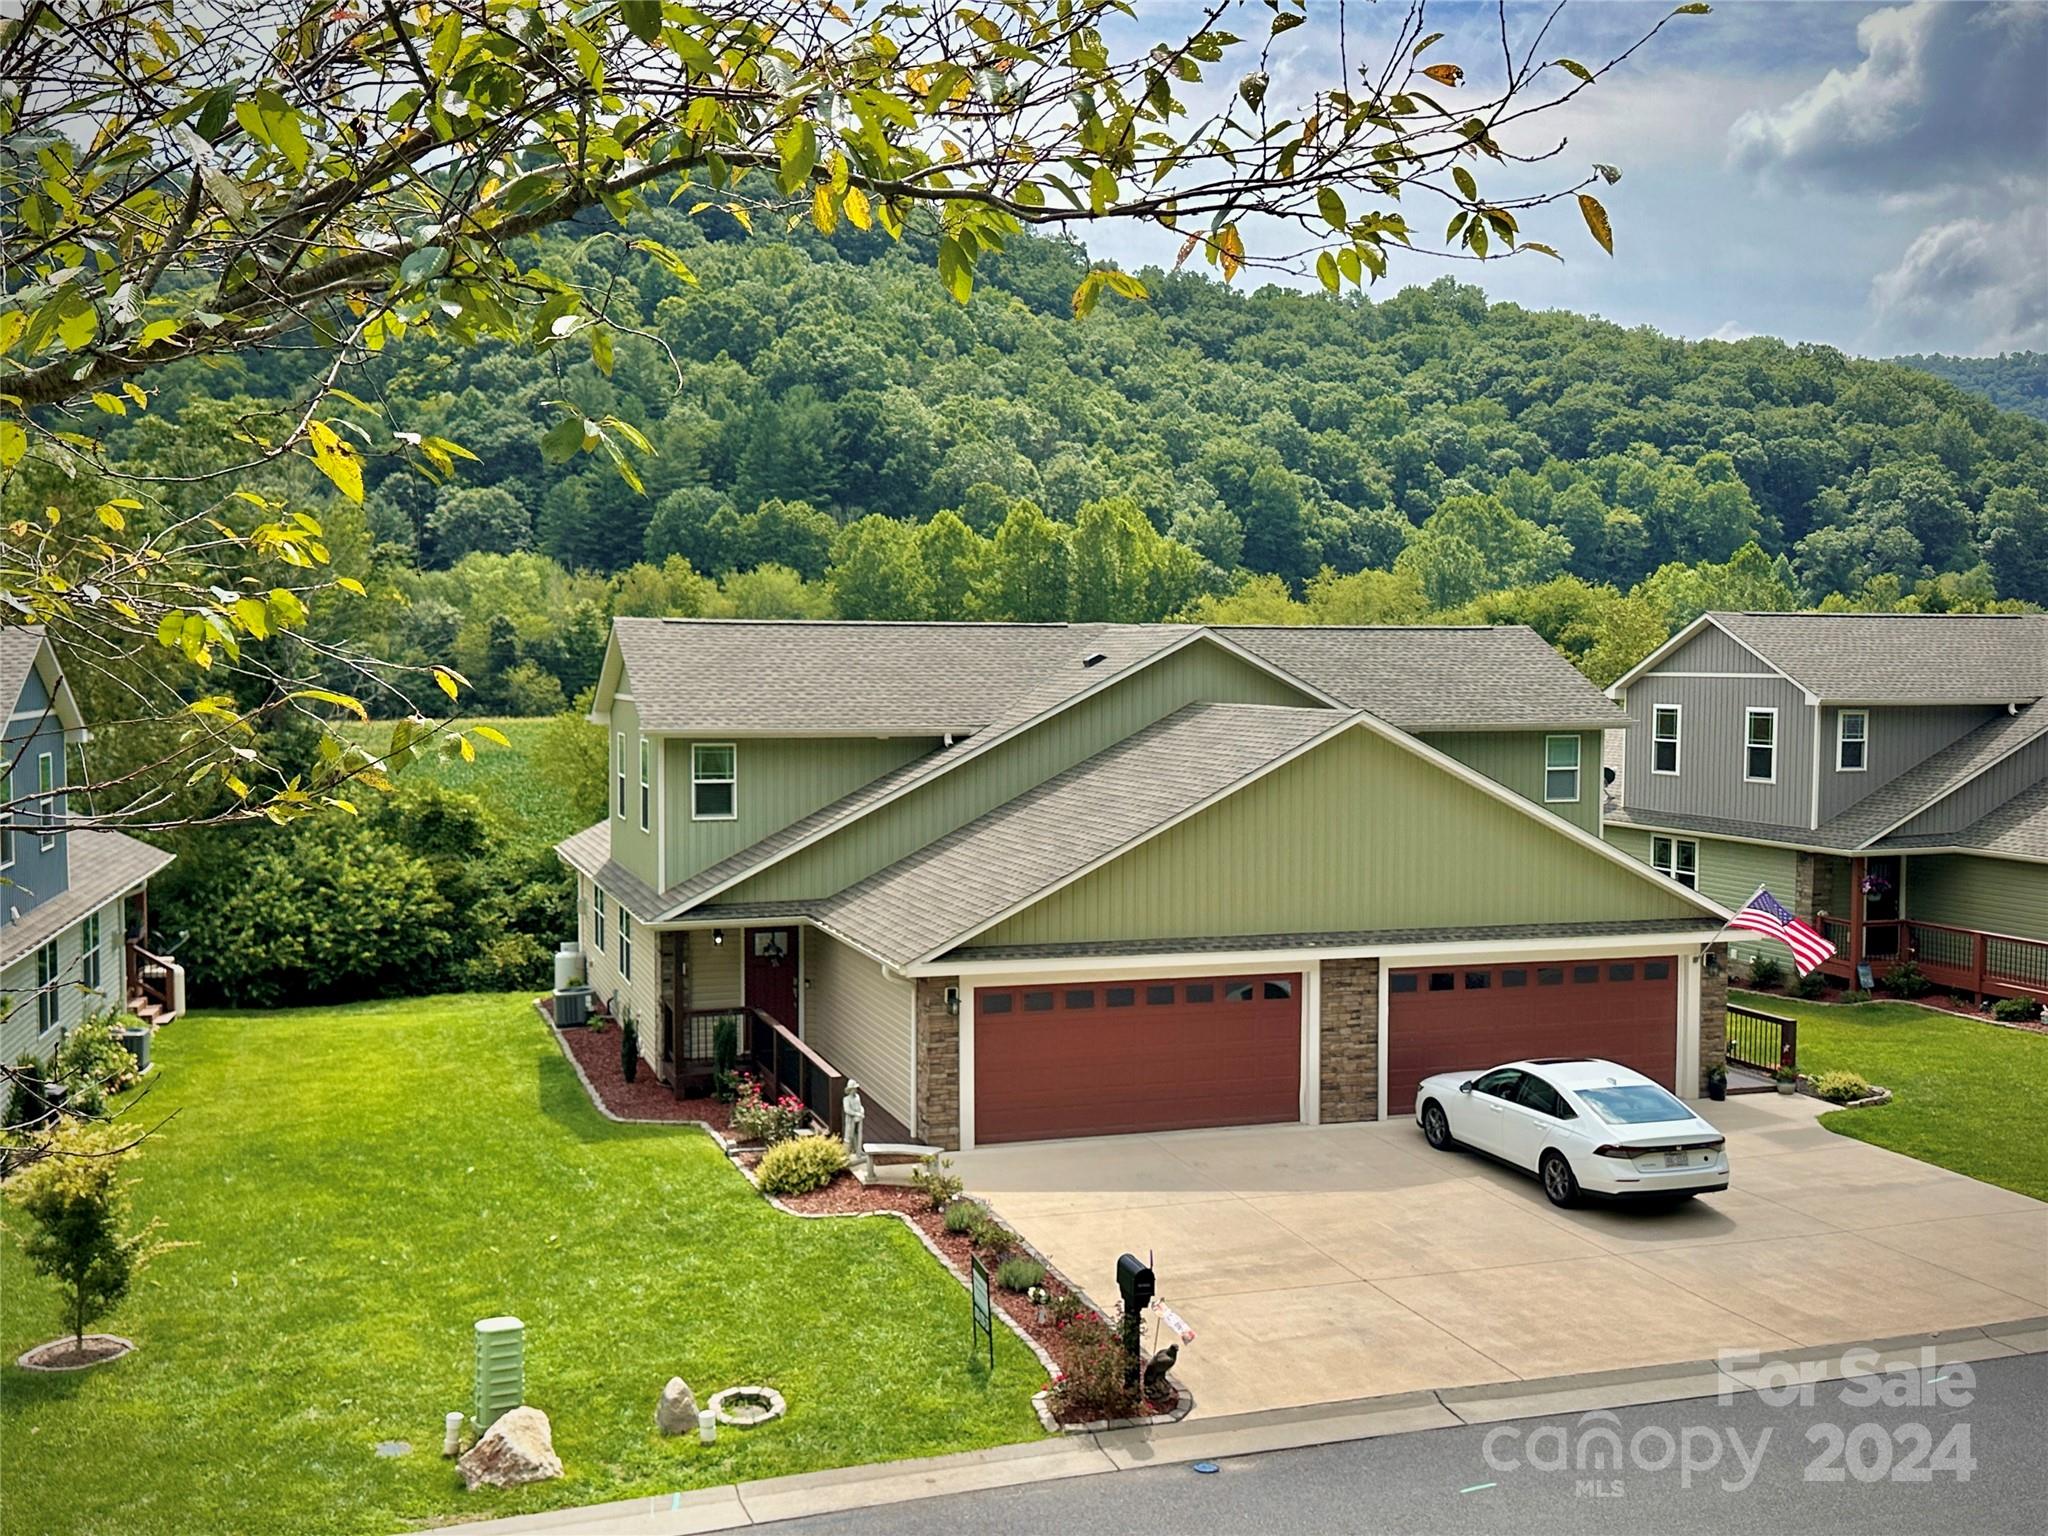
[1071,269,1106,319]
[1315,250,1340,294]
[589,325,615,376]
[0,421,24,468]
[1316,187,1347,231]
[1453,166,1477,201]
[619,0,661,44]
[399,246,449,285]
[1674,3,1712,14]
[306,419,363,502]
[290,687,368,721]
[1553,58,1593,84]
[541,415,586,464]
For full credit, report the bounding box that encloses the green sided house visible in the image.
[555,619,1730,1149]
[1605,611,2047,1005]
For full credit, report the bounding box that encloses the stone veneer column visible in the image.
[1793,852,1819,917]
[914,976,960,1148]
[1318,958,1378,1123]
[659,930,687,1086]
[1700,945,1730,1078]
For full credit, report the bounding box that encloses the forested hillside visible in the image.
[1892,353,2048,423]
[95,212,2046,723]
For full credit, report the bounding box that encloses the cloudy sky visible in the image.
[1084,1,2047,357]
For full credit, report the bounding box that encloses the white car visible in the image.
[1414,1058,1728,1207]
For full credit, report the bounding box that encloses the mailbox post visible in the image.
[1115,1253,1154,1395]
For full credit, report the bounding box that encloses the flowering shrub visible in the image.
[730,1076,806,1145]
[1047,1308,1137,1422]
[908,1153,963,1211]
[757,1135,847,1194]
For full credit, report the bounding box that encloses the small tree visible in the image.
[4,1123,172,1351]
[620,1013,639,1086]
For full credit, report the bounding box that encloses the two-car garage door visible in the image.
[973,973,1301,1144]
[1384,956,1678,1115]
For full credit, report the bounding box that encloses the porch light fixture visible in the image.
[945,985,960,1015]
[712,929,724,946]
[1704,950,1722,977]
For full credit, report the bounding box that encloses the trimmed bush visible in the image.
[1792,970,1830,1000]
[756,1135,847,1195]
[996,1255,1046,1292]
[619,1015,639,1084]
[1812,1070,1874,1104]
[1882,960,1932,999]
[1746,955,1785,990]
[1992,996,2043,1023]
[1840,989,1872,1004]
[942,1199,979,1235]
[967,1210,1014,1257]
[909,1153,964,1211]
[711,1015,739,1081]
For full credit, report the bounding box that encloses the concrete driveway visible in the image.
[954,1094,2048,1418]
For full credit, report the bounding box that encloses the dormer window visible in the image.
[1837,710,1868,772]
[1744,708,1777,783]
[692,744,737,821]
[1651,705,1681,775]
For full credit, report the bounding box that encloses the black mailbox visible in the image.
[1116,1253,1155,1313]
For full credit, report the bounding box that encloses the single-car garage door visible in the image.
[1385,957,1678,1116]
[974,973,1301,1144]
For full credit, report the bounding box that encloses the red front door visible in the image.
[744,928,801,1030]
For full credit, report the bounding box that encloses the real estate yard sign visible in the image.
[969,1255,994,1368]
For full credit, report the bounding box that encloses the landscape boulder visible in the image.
[655,1377,698,1435]
[458,1406,562,1490]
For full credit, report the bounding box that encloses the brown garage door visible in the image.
[973,974,1301,1144]
[1385,957,1678,1116]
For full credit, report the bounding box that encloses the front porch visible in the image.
[665,1003,913,1144]
[1809,853,2047,1006]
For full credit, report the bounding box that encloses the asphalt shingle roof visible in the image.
[1219,625,1623,729]
[1,624,46,714]
[951,916,1725,964]
[555,821,665,925]
[1814,705,2048,848]
[1878,777,2048,861]
[1710,612,2048,703]
[813,703,1349,965]
[1,829,173,969]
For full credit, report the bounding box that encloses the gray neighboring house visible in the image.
[1605,610,2048,1003]
[2,626,183,1065]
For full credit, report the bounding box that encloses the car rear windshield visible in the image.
[1576,1085,1691,1124]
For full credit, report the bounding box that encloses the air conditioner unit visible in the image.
[554,986,593,1028]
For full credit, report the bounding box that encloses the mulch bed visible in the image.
[555,1022,736,1136]
[1744,985,2048,1036]
[17,1335,133,1371]
[764,1159,1179,1424]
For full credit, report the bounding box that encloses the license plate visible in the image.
[1663,1151,1689,1168]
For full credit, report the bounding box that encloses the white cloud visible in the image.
[1870,207,2048,353]
[1729,1,2048,191]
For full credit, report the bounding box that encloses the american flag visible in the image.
[1727,886,1837,974]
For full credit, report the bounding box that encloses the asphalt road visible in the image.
[763,1354,2047,1536]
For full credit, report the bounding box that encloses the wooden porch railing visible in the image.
[126,941,177,1018]
[1726,1003,1797,1076]
[1818,919,2048,1004]
[674,1005,845,1136]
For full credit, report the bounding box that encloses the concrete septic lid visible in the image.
[709,1386,787,1428]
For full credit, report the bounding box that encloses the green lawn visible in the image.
[1,996,1043,1536]
[1735,990,2048,1201]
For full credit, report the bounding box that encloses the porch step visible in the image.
[128,997,172,1027]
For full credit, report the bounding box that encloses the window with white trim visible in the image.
[35,939,60,1034]
[619,915,633,981]
[638,737,652,830]
[1543,734,1581,803]
[593,890,606,951]
[692,743,736,820]
[37,749,57,851]
[1652,835,1699,890]
[1744,707,1777,783]
[1836,710,1868,772]
[0,763,13,868]
[1651,705,1681,775]
[614,731,627,818]
[80,912,101,992]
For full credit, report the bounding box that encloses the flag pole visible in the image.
[1700,882,1768,949]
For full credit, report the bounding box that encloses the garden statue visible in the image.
[841,1080,868,1173]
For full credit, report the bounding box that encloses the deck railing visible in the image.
[1818,919,2048,1004]
[674,1005,846,1135]
[1726,1003,1797,1076]
[127,941,178,1017]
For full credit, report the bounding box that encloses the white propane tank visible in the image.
[554,942,586,992]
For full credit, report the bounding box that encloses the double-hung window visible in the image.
[37,750,56,851]
[1744,708,1777,783]
[1837,710,1868,772]
[619,915,633,981]
[692,744,736,820]
[1651,705,1681,775]
[638,738,652,831]
[614,732,627,819]
[594,891,606,951]
[1652,835,1699,890]
[35,939,59,1035]
[1543,734,1582,803]
[80,913,102,992]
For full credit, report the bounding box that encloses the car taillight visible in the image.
[1699,1138,1726,1151]
[1592,1144,1630,1159]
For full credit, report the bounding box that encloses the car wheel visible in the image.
[1420,1100,1459,1151]
[1540,1151,1580,1208]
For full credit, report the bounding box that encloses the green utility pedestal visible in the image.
[473,1316,525,1430]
